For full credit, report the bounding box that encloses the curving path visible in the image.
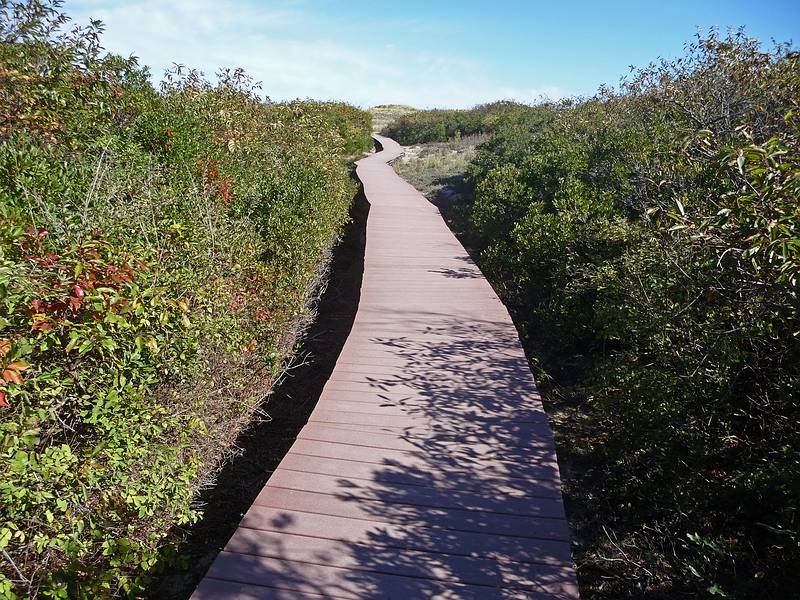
[191,135,579,599]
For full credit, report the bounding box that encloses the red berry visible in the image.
[72,284,85,299]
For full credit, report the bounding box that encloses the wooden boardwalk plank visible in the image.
[213,536,578,593]
[272,454,561,497]
[200,561,560,600]
[191,135,579,598]
[260,470,566,518]
[204,552,576,599]
[251,488,571,540]
[231,508,572,565]
[286,438,561,482]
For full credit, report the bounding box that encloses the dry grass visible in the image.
[393,134,486,201]
[369,104,417,133]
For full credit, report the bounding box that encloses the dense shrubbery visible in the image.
[399,33,799,598]
[383,101,521,144]
[318,101,373,156]
[0,1,370,597]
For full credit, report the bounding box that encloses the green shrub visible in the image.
[384,101,523,144]
[0,1,371,596]
[444,31,799,598]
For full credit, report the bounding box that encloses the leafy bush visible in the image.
[0,1,371,597]
[434,31,799,598]
[383,101,523,144]
[318,101,374,156]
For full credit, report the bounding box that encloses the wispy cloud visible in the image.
[64,0,563,107]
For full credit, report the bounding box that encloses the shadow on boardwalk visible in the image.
[190,135,577,599]
[206,301,577,597]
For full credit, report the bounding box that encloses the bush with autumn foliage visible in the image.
[0,1,371,597]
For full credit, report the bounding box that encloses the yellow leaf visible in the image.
[145,337,159,353]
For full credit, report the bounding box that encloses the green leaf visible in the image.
[0,528,12,550]
[708,584,728,597]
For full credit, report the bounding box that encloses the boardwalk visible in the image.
[191,135,579,599]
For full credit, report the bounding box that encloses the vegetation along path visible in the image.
[191,135,579,599]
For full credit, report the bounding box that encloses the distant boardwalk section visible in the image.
[191,135,580,599]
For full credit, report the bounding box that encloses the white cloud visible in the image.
[64,0,564,108]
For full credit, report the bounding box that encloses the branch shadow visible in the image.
[189,141,578,599]
[195,302,579,598]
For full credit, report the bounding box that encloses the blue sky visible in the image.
[64,0,799,108]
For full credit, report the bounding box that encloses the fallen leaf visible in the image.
[32,317,53,331]
[2,369,22,385]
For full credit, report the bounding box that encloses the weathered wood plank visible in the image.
[191,135,579,598]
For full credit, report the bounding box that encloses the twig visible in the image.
[601,525,655,578]
[2,548,30,585]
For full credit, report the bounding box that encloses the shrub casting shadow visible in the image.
[148,178,369,599]
[204,278,578,597]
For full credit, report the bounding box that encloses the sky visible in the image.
[63,0,800,108]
